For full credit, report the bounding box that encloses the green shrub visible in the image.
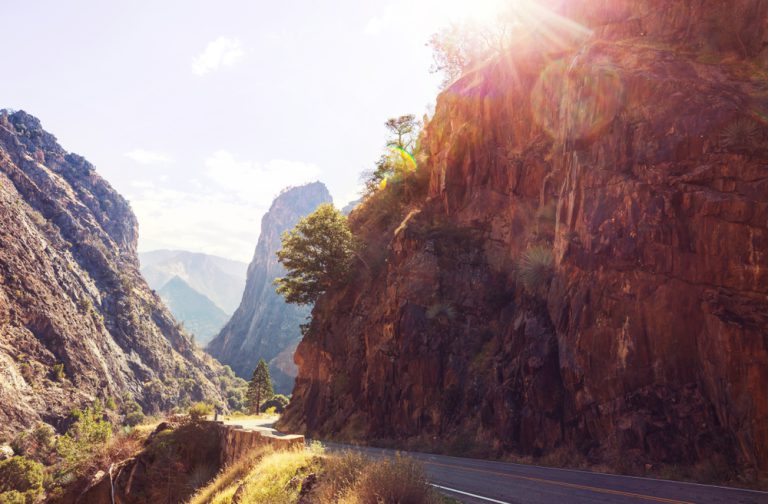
[517,245,555,297]
[51,363,65,382]
[187,403,213,423]
[120,397,145,427]
[55,403,112,473]
[0,457,44,503]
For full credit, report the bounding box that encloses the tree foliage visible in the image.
[246,359,274,414]
[362,115,421,196]
[55,402,112,474]
[428,12,517,88]
[275,204,357,305]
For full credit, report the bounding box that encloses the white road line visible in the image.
[431,483,511,504]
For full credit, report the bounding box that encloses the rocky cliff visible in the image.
[207,183,332,392]
[0,110,226,438]
[280,0,768,478]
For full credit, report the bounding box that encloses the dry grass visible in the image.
[337,455,442,504]
[187,446,274,504]
[187,446,447,504]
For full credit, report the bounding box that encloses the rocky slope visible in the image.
[140,250,247,314]
[207,183,332,392]
[280,0,768,478]
[157,276,229,346]
[0,110,227,438]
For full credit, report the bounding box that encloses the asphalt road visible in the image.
[220,417,767,504]
[321,443,768,504]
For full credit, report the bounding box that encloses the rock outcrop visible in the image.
[207,183,332,393]
[280,0,768,477]
[0,110,226,438]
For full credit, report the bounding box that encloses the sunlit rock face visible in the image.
[207,183,332,393]
[281,0,768,476]
[0,111,226,437]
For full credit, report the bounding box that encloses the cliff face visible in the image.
[281,0,768,475]
[0,111,226,437]
[207,183,332,392]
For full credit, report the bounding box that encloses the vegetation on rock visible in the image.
[276,204,357,305]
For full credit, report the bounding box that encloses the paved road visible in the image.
[322,443,767,504]
[221,418,767,504]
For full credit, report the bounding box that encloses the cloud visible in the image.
[192,37,245,76]
[125,149,173,165]
[204,150,321,202]
[130,151,324,261]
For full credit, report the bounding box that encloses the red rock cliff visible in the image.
[280,0,768,476]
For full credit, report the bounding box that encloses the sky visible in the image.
[3,0,507,262]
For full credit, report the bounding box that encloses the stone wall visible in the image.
[213,422,305,466]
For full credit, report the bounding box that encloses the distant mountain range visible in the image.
[140,250,247,314]
[140,250,248,345]
[157,276,230,346]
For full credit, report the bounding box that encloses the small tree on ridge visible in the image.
[247,359,273,414]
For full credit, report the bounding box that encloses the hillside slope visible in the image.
[280,0,768,478]
[207,183,332,392]
[0,110,226,437]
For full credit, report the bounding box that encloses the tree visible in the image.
[362,115,420,196]
[275,204,357,305]
[246,359,273,414]
[428,11,517,88]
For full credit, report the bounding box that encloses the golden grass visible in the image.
[186,446,273,504]
[187,445,447,504]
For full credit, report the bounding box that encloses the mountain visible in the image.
[157,276,229,346]
[341,197,362,215]
[0,110,226,437]
[279,0,768,477]
[207,182,333,392]
[140,250,247,314]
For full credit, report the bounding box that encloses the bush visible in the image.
[344,456,442,504]
[0,457,44,503]
[55,403,112,474]
[259,394,289,414]
[188,403,213,423]
[517,245,554,298]
[51,363,65,382]
[121,397,145,427]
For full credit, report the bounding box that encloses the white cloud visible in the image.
[204,150,321,202]
[131,151,324,261]
[192,37,245,76]
[125,149,173,165]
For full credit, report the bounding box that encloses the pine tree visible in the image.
[246,359,274,414]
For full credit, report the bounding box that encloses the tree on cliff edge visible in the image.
[275,204,357,305]
[247,359,274,414]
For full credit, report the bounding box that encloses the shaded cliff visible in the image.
[207,183,332,392]
[280,0,768,478]
[0,110,226,437]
